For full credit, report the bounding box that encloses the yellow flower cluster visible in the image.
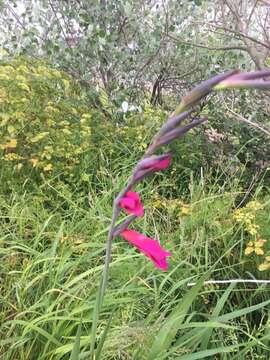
[245,239,266,256]
[233,201,262,236]
[0,88,7,103]
[246,201,263,211]
[0,57,93,178]
[234,200,269,271]
[258,261,270,272]
[4,153,22,161]
[0,138,17,150]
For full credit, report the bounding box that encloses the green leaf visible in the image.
[200,282,235,350]
[70,321,82,360]
[174,344,243,360]
[147,271,210,360]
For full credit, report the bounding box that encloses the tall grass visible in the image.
[1,149,270,359]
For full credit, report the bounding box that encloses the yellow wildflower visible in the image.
[0,138,17,150]
[46,118,55,126]
[255,247,264,255]
[29,158,38,167]
[81,113,91,119]
[244,239,266,256]
[62,79,70,89]
[15,75,27,82]
[233,209,245,222]
[180,205,190,216]
[244,246,254,256]
[0,73,9,80]
[246,201,262,211]
[44,163,53,172]
[30,132,49,143]
[4,153,22,161]
[246,223,259,236]
[60,235,68,243]
[0,65,14,73]
[17,65,29,73]
[258,262,270,271]
[62,128,72,135]
[0,89,7,103]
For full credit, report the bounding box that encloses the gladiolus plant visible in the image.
[100,69,270,299]
[90,69,270,358]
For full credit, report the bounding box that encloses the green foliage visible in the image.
[0,52,269,358]
[206,93,270,175]
[0,58,170,193]
[1,168,270,359]
[0,1,269,359]
[2,0,264,105]
[0,57,268,201]
[0,57,97,188]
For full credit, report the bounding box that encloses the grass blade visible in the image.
[147,271,210,360]
[200,282,235,350]
[70,321,82,360]
[94,310,114,359]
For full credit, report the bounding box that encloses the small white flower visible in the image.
[121,101,129,113]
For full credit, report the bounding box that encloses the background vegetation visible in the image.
[0,1,270,359]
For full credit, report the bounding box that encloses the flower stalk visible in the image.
[91,69,270,358]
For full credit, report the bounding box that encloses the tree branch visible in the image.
[167,33,248,52]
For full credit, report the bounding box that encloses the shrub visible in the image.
[0,57,95,189]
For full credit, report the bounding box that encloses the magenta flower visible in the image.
[119,191,144,217]
[148,156,171,170]
[120,229,171,271]
[140,153,172,171]
[133,153,172,182]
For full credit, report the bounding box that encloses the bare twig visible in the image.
[194,22,270,50]
[247,0,259,25]
[167,32,248,52]
[237,169,262,208]
[226,107,270,137]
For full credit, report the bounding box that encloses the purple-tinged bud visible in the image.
[155,117,207,148]
[157,110,191,138]
[133,153,172,182]
[215,79,270,90]
[136,153,172,171]
[223,70,270,81]
[214,70,270,90]
[172,70,239,115]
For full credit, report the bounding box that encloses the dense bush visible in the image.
[0,57,96,189]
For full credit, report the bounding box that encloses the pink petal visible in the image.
[126,191,140,201]
[133,205,144,217]
[120,229,171,271]
[144,155,171,171]
[153,157,171,170]
[119,198,136,208]
[119,192,144,217]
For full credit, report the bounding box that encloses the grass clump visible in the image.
[1,165,270,359]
